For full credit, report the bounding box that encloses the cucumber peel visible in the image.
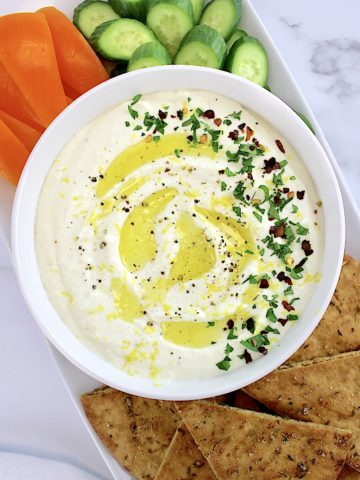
[200,0,242,40]
[175,25,227,69]
[226,35,268,86]
[109,0,147,22]
[90,18,156,61]
[128,41,171,71]
[73,0,120,39]
[146,0,194,58]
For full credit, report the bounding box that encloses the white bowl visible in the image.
[11,66,345,400]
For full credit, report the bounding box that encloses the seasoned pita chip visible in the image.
[81,387,180,480]
[234,390,264,412]
[155,423,216,480]
[244,351,360,471]
[338,465,360,479]
[177,401,352,480]
[289,254,360,363]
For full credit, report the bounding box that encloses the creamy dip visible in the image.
[36,90,322,381]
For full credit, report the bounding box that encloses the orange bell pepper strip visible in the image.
[0,61,43,132]
[0,12,68,128]
[0,118,29,185]
[39,7,109,96]
[0,110,42,151]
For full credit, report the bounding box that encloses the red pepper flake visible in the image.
[238,122,246,131]
[278,318,288,327]
[202,109,215,119]
[273,195,281,204]
[274,223,285,238]
[244,349,253,363]
[277,271,293,285]
[269,226,276,235]
[158,109,167,120]
[228,129,239,140]
[218,169,225,174]
[275,139,285,153]
[301,239,314,256]
[245,317,255,332]
[283,187,290,193]
[214,118,222,126]
[263,157,280,174]
[247,172,253,180]
[176,109,184,120]
[227,319,234,329]
[258,346,268,355]
[187,135,193,142]
[245,126,254,141]
[253,137,260,147]
[259,279,269,288]
[297,191,305,200]
[282,300,295,312]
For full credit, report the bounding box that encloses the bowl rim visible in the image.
[11,65,345,400]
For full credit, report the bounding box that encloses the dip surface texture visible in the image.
[36,90,322,381]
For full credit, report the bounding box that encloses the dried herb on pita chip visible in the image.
[338,465,360,479]
[81,387,180,480]
[289,254,360,363]
[155,422,216,480]
[177,400,352,480]
[244,351,360,471]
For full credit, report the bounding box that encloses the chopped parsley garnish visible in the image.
[241,333,270,352]
[245,249,254,255]
[216,357,231,371]
[296,223,309,235]
[225,343,234,354]
[253,211,263,223]
[227,327,238,339]
[221,181,227,191]
[233,181,247,203]
[153,135,160,143]
[287,314,299,321]
[266,308,277,323]
[233,206,242,217]
[243,274,258,285]
[292,204,299,213]
[225,167,236,177]
[133,125,142,131]
[284,286,294,296]
[130,93,142,105]
[223,119,232,126]
[174,148,181,158]
[128,104,138,120]
[207,321,215,327]
[228,110,242,120]
[125,121,130,127]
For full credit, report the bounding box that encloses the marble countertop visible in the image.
[0,1,359,478]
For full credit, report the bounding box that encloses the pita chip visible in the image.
[234,390,265,412]
[155,423,217,480]
[244,351,360,471]
[289,254,360,363]
[177,401,352,480]
[81,387,180,479]
[338,465,360,479]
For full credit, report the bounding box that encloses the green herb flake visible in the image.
[245,249,254,255]
[133,125,142,131]
[225,166,236,177]
[266,308,277,323]
[130,93,142,105]
[279,159,288,168]
[125,121,130,127]
[287,314,299,321]
[174,148,181,158]
[221,181,227,191]
[227,327,238,339]
[225,343,234,354]
[153,135,161,143]
[296,224,309,235]
[207,321,215,327]
[241,334,269,352]
[284,286,294,296]
[232,206,242,217]
[216,356,231,371]
[228,110,242,120]
[253,211,263,223]
[128,104,138,120]
[243,274,258,285]
[223,119,232,126]
[291,204,299,213]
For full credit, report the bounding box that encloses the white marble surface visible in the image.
[0,1,359,479]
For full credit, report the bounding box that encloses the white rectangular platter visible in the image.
[0,0,359,478]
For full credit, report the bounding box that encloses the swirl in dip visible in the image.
[36,90,322,381]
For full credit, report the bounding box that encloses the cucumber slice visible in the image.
[199,0,241,40]
[90,18,156,61]
[73,0,120,39]
[109,0,147,22]
[225,35,268,86]
[174,25,226,69]
[190,0,204,23]
[295,111,316,134]
[128,41,171,71]
[226,28,247,52]
[146,0,194,58]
